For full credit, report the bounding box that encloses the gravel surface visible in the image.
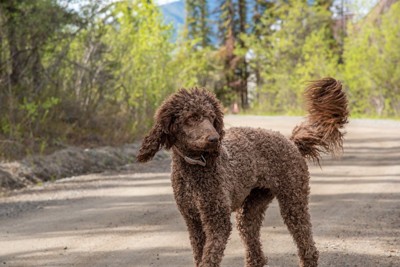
[0,115,399,267]
[0,144,169,192]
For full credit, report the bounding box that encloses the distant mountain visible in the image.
[159,1,185,30]
[159,0,185,40]
[158,0,253,43]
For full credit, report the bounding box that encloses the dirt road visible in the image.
[1,116,399,267]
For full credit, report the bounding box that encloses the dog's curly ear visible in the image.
[137,102,175,162]
[136,123,167,163]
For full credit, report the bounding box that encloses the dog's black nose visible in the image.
[207,136,219,143]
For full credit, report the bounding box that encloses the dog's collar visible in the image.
[172,146,206,167]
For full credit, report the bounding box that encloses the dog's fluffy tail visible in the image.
[290,77,349,163]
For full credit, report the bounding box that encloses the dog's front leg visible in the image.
[180,208,206,267]
[198,198,232,267]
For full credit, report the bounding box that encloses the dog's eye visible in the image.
[187,115,200,123]
[209,115,216,123]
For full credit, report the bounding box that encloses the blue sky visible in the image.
[155,0,180,5]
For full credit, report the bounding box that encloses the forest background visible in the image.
[0,0,399,160]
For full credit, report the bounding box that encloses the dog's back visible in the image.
[219,127,308,211]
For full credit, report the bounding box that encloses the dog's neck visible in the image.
[172,145,219,168]
[172,146,207,166]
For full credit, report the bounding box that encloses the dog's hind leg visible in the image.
[276,178,319,267]
[236,188,274,267]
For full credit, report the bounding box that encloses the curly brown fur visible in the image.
[137,80,347,267]
[137,88,224,163]
[291,77,349,163]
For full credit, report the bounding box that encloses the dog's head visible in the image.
[137,88,224,162]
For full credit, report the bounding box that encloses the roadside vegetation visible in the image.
[0,0,399,160]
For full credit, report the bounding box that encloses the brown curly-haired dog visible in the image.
[137,77,348,267]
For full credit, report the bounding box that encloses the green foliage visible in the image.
[172,38,222,89]
[343,2,400,117]
[0,0,177,159]
[103,0,177,135]
[295,27,339,84]
[0,0,83,158]
[244,0,339,114]
[1,0,400,160]
[185,0,211,47]
[0,0,223,160]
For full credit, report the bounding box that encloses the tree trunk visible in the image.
[238,0,248,109]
